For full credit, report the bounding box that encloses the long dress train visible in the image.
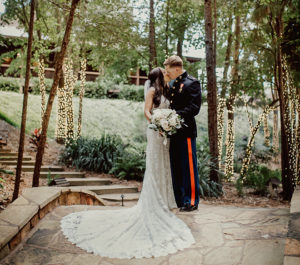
[60,96,195,259]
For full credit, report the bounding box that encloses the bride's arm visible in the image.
[144,87,155,122]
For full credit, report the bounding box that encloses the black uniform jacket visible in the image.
[168,71,202,139]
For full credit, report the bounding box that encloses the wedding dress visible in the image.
[60,87,195,259]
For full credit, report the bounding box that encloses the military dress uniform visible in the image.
[168,71,202,209]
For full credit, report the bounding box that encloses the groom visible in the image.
[164,55,202,212]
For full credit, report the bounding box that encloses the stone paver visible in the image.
[0,204,289,265]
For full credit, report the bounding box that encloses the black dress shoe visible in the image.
[179,204,198,212]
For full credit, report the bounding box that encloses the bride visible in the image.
[60,67,195,259]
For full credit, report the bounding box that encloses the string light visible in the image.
[64,58,77,143]
[217,96,226,171]
[55,82,67,143]
[282,56,298,186]
[240,104,275,179]
[224,94,236,179]
[77,59,86,139]
[272,107,279,153]
[38,59,46,127]
[263,115,270,146]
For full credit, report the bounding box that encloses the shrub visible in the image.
[0,76,143,101]
[110,146,146,180]
[118,85,144,101]
[243,164,281,195]
[0,77,20,92]
[59,134,126,173]
[196,137,223,198]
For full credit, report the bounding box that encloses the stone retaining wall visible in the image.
[284,186,300,265]
[0,187,105,260]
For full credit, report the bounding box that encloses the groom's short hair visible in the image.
[163,55,183,68]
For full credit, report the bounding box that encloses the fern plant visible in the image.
[59,134,126,173]
[110,147,146,180]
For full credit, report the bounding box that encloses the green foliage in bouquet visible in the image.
[59,134,126,173]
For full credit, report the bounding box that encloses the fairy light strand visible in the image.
[77,59,86,139]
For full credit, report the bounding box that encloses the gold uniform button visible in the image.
[171,93,174,96]
[170,100,173,103]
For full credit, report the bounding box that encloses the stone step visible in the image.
[65,178,112,186]
[0,156,32,161]
[69,185,138,195]
[0,152,18,156]
[39,171,85,178]
[0,160,35,166]
[99,193,140,202]
[13,165,64,172]
[0,148,11,152]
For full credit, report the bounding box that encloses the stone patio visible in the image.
[0,204,289,265]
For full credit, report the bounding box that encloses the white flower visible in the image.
[169,116,177,127]
[160,119,171,131]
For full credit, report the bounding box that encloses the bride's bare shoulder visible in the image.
[146,87,155,96]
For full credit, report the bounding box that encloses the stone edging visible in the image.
[0,186,106,260]
[284,186,300,265]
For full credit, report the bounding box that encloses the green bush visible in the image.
[196,137,223,198]
[59,134,126,173]
[0,76,143,101]
[243,164,281,195]
[110,146,146,180]
[0,77,20,92]
[118,85,144,101]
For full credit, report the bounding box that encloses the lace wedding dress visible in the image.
[60,91,195,259]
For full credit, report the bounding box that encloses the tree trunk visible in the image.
[55,73,66,143]
[297,89,300,182]
[271,84,279,152]
[240,100,278,179]
[77,59,86,138]
[177,36,184,59]
[274,14,294,200]
[165,0,170,56]
[204,0,219,183]
[220,14,233,98]
[64,59,76,141]
[32,0,81,187]
[38,59,46,127]
[149,0,157,71]
[225,7,240,178]
[213,0,217,68]
[13,0,35,201]
[218,12,233,170]
[263,115,270,146]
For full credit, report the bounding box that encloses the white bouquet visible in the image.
[148,109,185,145]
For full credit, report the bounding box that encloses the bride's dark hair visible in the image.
[148,67,168,108]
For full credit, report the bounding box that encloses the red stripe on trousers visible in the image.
[187,138,195,206]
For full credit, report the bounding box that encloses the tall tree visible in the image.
[165,0,170,56]
[204,0,219,183]
[12,0,35,201]
[32,0,81,187]
[225,4,240,179]
[149,0,157,70]
[217,11,233,170]
[267,0,296,200]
